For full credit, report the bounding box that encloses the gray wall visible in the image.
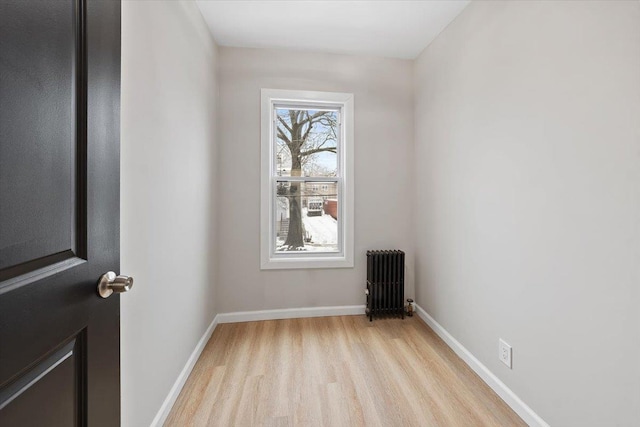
[217,47,415,312]
[120,2,220,426]
[413,1,640,426]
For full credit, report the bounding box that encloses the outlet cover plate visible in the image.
[499,338,512,368]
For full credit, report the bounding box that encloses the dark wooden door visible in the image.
[0,1,122,425]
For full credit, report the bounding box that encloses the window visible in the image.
[261,89,354,269]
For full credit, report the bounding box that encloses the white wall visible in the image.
[120,2,219,426]
[413,1,640,426]
[217,47,414,312]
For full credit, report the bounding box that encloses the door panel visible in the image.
[0,338,82,427]
[0,0,121,425]
[0,0,80,274]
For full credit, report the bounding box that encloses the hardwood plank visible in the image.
[164,315,526,427]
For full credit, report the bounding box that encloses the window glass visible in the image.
[275,181,339,253]
[274,108,338,178]
[273,106,340,253]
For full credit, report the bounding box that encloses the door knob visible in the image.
[97,271,133,298]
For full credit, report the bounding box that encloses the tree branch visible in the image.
[277,128,291,144]
[276,115,292,133]
[300,147,337,157]
[300,111,329,126]
[301,122,314,145]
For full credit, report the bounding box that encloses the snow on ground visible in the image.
[302,208,338,252]
[276,208,338,252]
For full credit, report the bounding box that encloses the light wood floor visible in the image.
[165,315,526,427]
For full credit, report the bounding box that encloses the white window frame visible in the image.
[260,89,354,270]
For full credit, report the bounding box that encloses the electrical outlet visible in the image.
[499,339,512,368]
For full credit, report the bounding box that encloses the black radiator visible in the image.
[366,250,405,321]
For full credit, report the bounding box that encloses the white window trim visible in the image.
[260,88,354,270]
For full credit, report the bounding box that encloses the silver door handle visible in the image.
[97,271,133,298]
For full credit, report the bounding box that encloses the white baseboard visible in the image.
[414,304,549,427]
[216,304,366,323]
[150,314,220,427]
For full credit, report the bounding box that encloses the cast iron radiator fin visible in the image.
[365,250,405,321]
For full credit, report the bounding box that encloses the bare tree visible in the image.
[276,109,337,250]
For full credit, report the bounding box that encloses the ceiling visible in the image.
[195,1,470,59]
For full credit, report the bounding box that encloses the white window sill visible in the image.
[261,255,354,270]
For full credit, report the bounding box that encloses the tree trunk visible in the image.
[284,146,304,249]
[284,182,304,249]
